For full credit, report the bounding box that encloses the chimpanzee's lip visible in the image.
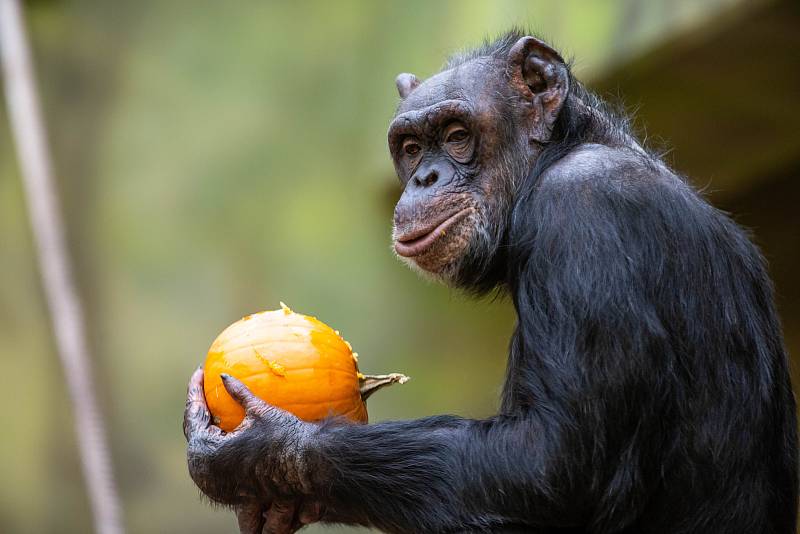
[394,208,471,258]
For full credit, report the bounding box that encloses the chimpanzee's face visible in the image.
[388,59,524,286]
[388,37,568,290]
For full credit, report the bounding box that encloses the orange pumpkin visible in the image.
[204,303,407,432]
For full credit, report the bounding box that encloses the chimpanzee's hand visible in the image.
[234,500,324,534]
[183,367,324,533]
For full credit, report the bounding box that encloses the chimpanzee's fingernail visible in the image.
[220,373,230,380]
[197,364,203,370]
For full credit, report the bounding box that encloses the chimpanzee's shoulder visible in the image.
[541,143,671,184]
[537,142,691,202]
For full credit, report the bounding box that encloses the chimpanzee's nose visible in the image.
[413,169,438,188]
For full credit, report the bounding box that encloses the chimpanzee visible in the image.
[184,31,799,533]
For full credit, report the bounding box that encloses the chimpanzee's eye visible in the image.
[444,122,470,144]
[402,138,422,156]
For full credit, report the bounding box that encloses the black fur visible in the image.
[308,32,799,533]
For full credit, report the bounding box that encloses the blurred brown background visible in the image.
[1,0,798,532]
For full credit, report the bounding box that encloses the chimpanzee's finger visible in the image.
[263,498,298,534]
[235,502,266,534]
[183,367,212,441]
[220,374,267,415]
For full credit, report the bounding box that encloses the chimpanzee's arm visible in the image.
[308,414,585,532]
[185,370,591,532]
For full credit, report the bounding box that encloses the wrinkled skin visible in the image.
[183,368,322,533]
[388,37,566,290]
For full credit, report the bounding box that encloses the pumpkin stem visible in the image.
[359,373,409,401]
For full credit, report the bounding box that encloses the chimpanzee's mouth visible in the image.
[394,208,472,258]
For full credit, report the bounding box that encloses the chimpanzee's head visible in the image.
[389,32,570,291]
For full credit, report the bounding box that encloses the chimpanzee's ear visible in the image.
[507,36,569,143]
[396,73,420,99]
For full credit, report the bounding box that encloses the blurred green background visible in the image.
[1,0,798,532]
